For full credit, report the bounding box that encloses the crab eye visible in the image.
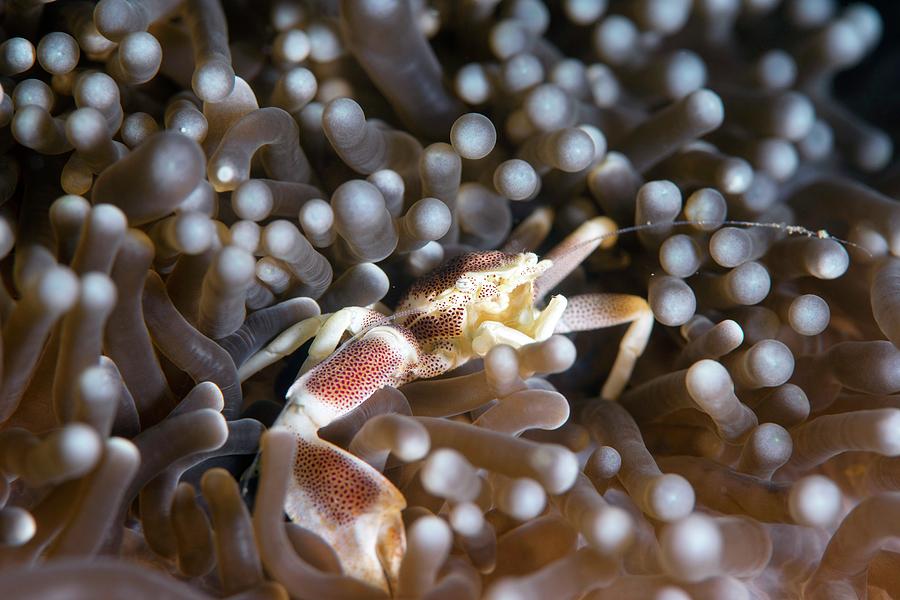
[455,277,475,292]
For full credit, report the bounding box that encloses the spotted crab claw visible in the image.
[272,324,422,593]
[278,405,406,592]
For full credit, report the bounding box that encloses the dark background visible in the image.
[835,0,900,148]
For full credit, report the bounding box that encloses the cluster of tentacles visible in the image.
[0,0,899,599]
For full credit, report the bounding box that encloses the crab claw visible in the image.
[376,509,406,592]
[533,295,568,340]
[280,407,407,593]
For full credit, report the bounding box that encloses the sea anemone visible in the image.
[0,0,898,598]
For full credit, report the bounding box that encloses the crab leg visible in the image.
[273,324,421,593]
[237,314,326,381]
[556,293,654,400]
[299,307,388,373]
[238,307,387,381]
[530,217,653,399]
[533,216,619,302]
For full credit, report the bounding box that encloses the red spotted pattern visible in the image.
[414,346,455,379]
[398,251,515,305]
[293,437,381,526]
[280,251,550,589]
[306,326,419,412]
[407,307,465,343]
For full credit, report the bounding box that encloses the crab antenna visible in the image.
[553,219,866,263]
